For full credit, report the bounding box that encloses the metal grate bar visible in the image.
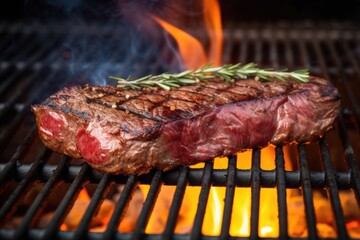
[10,28,48,61]
[12,35,44,63]
[2,163,353,190]
[237,28,248,64]
[0,68,29,97]
[316,27,360,205]
[283,30,295,68]
[0,66,66,152]
[0,66,60,117]
[0,78,34,117]
[250,148,261,239]
[103,174,138,240]
[298,144,318,239]
[219,155,236,239]
[311,32,331,80]
[0,105,31,148]
[0,35,16,57]
[0,126,37,184]
[337,114,360,204]
[222,25,235,64]
[161,167,188,240]
[340,37,360,127]
[324,31,360,130]
[27,35,63,65]
[275,147,288,238]
[131,170,162,240]
[12,156,68,240]
[254,27,263,65]
[42,164,90,240]
[297,31,349,238]
[311,32,360,238]
[296,30,311,69]
[190,161,213,240]
[319,138,349,239]
[269,26,279,69]
[0,146,50,225]
[73,173,112,240]
[2,30,37,64]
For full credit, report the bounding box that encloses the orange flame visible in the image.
[200,147,292,237]
[60,188,114,232]
[152,0,222,69]
[203,0,223,66]
[152,15,207,70]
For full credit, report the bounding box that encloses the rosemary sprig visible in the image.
[109,63,309,90]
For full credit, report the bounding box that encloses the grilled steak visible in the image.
[32,77,340,175]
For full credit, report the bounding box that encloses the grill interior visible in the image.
[1,20,360,239]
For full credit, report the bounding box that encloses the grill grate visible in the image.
[0,21,360,239]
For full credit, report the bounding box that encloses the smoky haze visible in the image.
[19,0,199,86]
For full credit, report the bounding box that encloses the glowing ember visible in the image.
[60,188,114,232]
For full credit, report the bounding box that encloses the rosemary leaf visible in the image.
[110,62,310,90]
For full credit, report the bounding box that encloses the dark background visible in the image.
[221,1,360,22]
[2,0,360,22]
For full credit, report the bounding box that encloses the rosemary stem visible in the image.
[109,62,309,90]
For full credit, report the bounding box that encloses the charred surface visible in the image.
[32,77,340,175]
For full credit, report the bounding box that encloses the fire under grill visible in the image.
[1,21,360,239]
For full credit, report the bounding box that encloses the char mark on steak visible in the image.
[32,77,340,175]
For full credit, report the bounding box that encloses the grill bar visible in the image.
[161,167,188,240]
[0,146,50,225]
[319,138,349,239]
[269,26,279,69]
[254,28,262,64]
[312,24,360,223]
[73,174,112,240]
[219,155,236,239]
[132,170,162,240]
[26,37,60,65]
[298,144,318,239]
[42,164,90,240]
[0,66,62,138]
[237,29,248,64]
[275,147,288,238]
[300,31,313,69]
[250,148,260,239]
[222,25,234,64]
[0,126,37,184]
[337,114,360,204]
[0,64,67,156]
[284,31,295,68]
[0,163,354,189]
[312,32,330,80]
[0,105,31,148]
[340,37,360,125]
[12,156,67,240]
[0,69,25,97]
[190,161,213,240]
[103,174,138,240]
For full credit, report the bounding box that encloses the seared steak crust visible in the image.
[32,77,340,175]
